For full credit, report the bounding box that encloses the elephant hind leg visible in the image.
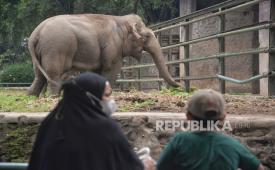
[28,66,46,97]
[61,70,80,81]
[46,73,62,97]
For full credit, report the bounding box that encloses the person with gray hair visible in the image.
[157,89,264,170]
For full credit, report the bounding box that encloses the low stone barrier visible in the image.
[0,112,275,169]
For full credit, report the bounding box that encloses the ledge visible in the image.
[1,112,275,128]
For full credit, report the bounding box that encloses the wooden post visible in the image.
[218,13,226,94]
[259,0,275,96]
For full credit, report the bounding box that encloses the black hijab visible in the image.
[28,72,144,170]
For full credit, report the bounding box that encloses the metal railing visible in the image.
[217,71,275,84]
[0,163,27,170]
[153,0,261,33]
[0,83,31,87]
[149,0,255,30]
[117,0,275,93]
[120,47,275,70]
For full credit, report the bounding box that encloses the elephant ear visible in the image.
[126,22,142,40]
[141,29,155,43]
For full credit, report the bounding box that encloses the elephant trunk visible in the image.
[145,39,181,87]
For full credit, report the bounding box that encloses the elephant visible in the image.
[27,14,181,96]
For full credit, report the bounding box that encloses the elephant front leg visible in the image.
[100,62,122,88]
[101,69,120,88]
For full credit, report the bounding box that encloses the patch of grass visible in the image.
[0,88,185,113]
[134,99,156,109]
[160,87,190,97]
[0,89,58,112]
[229,93,251,96]
[118,99,156,112]
[118,106,131,112]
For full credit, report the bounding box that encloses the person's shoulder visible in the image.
[213,132,246,149]
[171,131,198,143]
[173,131,192,138]
[171,131,240,144]
[96,117,128,139]
[97,116,120,129]
[215,132,240,143]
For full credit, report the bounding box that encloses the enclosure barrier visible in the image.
[117,70,275,84]
[0,163,27,170]
[117,0,275,96]
[120,47,275,70]
[0,83,31,87]
[117,47,275,83]
[149,0,259,30]
[153,0,261,33]
[217,71,275,84]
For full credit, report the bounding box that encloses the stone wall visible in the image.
[0,112,275,169]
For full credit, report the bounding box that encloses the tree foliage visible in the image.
[0,0,178,65]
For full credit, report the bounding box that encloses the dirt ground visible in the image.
[115,91,275,115]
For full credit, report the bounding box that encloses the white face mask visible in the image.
[100,99,117,115]
[86,91,117,115]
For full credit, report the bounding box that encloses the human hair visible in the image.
[187,111,220,128]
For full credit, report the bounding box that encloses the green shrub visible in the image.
[1,125,37,162]
[0,62,34,83]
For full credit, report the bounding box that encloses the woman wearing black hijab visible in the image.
[28,72,144,170]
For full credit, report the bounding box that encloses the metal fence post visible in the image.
[252,5,260,94]
[179,0,195,92]
[138,61,141,91]
[119,72,124,91]
[218,12,226,94]
[270,0,275,95]
[168,29,173,75]
[120,59,127,91]
[184,21,190,92]
[157,33,162,90]
[259,0,275,96]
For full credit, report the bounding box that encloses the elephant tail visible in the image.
[28,37,59,87]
